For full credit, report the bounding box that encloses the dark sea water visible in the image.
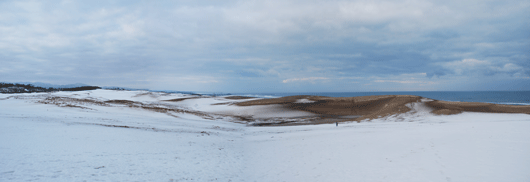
[232,91,530,106]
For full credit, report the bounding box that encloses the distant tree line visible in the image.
[0,82,100,93]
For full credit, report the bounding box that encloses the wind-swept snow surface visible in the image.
[0,91,245,181]
[243,114,530,181]
[1,90,530,181]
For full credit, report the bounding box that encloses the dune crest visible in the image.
[236,95,530,122]
[426,100,530,115]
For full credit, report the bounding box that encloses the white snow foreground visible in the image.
[0,90,529,182]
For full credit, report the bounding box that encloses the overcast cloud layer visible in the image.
[1,0,529,92]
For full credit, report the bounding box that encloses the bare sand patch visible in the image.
[224,96,256,100]
[426,100,530,115]
[237,95,422,122]
[28,92,530,126]
[163,98,193,102]
[236,95,530,123]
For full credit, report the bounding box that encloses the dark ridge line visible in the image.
[0,82,100,93]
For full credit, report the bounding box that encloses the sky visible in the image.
[1,0,529,92]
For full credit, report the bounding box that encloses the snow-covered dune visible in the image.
[1,89,530,181]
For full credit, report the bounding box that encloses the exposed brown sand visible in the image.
[237,95,422,121]
[39,97,216,119]
[163,98,192,102]
[237,95,530,122]
[224,96,256,100]
[34,94,530,126]
[426,100,530,115]
[162,96,206,102]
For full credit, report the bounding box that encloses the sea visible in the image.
[227,91,530,106]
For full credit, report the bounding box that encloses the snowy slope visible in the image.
[0,92,245,181]
[1,89,530,181]
[243,114,530,182]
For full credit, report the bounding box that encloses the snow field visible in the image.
[243,118,530,182]
[1,90,530,181]
[0,93,246,181]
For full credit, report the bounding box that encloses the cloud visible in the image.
[438,59,526,76]
[282,77,329,83]
[0,0,528,92]
[374,80,435,84]
[426,70,448,78]
[371,72,437,86]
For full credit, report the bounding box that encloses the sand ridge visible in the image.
[15,90,530,125]
[426,100,530,115]
[236,95,530,122]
